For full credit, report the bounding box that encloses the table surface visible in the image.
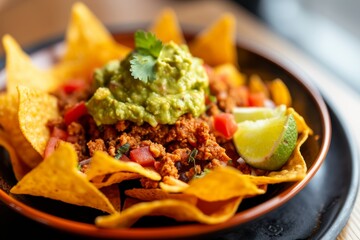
[0,0,359,239]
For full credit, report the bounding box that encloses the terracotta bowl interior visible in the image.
[0,29,331,239]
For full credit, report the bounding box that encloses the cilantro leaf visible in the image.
[188,149,198,168]
[134,30,163,58]
[130,54,157,83]
[130,30,163,83]
[114,143,131,160]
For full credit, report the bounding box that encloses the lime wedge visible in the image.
[232,105,286,122]
[233,113,298,170]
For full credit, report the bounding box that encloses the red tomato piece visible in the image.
[43,137,60,159]
[119,154,131,162]
[249,92,266,107]
[64,101,88,125]
[129,146,155,167]
[213,113,238,139]
[62,79,87,94]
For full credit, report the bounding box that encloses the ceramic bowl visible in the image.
[0,30,331,239]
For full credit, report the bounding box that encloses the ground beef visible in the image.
[46,67,251,189]
[159,153,180,179]
[140,178,159,189]
[87,139,106,156]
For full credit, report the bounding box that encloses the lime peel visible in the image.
[233,113,298,170]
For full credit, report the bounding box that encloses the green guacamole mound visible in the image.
[86,41,209,127]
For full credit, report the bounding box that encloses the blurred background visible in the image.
[234,0,360,97]
[1,0,360,94]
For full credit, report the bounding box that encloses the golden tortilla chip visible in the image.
[214,63,246,87]
[91,172,141,189]
[249,74,269,97]
[100,185,121,212]
[2,35,59,93]
[0,92,42,169]
[269,78,292,107]
[0,130,31,180]
[159,176,189,193]
[52,2,131,81]
[125,188,198,205]
[183,166,265,201]
[85,151,161,181]
[289,107,313,134]
[189,13,237,66]
[10,142,117,213]
[122,197,142,210]
[17,85,59,157]
[148,8,185,44]
[95,197,242,228]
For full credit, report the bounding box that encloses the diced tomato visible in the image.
[64,101,88,125]
[43,137,60,159]
[44,127,68,158]
[62,79,87,94]
[129,146,155,167]
[249,92,266,107]
[119,154,131,162]
[51,126,68,140]
[213,113,238,139]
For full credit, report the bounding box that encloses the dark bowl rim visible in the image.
[0,25,332,239]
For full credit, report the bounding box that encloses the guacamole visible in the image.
[86,41,209,127]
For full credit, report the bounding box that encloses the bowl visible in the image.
[0,29,331,239]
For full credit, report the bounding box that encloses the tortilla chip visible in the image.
[100,185,121,212]
[125,188,198,205]
[10,142,117,213]
[95,197,242,228]
[85,151,161,181]
[249,74,269,97]
[52,2,131,81]
[122,197,142,210]
[269,78,292,107]
[289,107,313,134]
[17,85,59,157]
[2,35,59,93]
[0,92,42,169]
[188,13,237,66]
[148,8,185,44]
[183,166,265,201]
[159,176,189,193]
[0,130,31,180]
[91,172,141,189]
[214,63,246,87]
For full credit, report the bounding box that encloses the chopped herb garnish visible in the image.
[114,143,131,160]
[208,95,217,104]
[130,30,163,83]
[130,55,156,82]
[188,148,199,170]
[134,30,163,58]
